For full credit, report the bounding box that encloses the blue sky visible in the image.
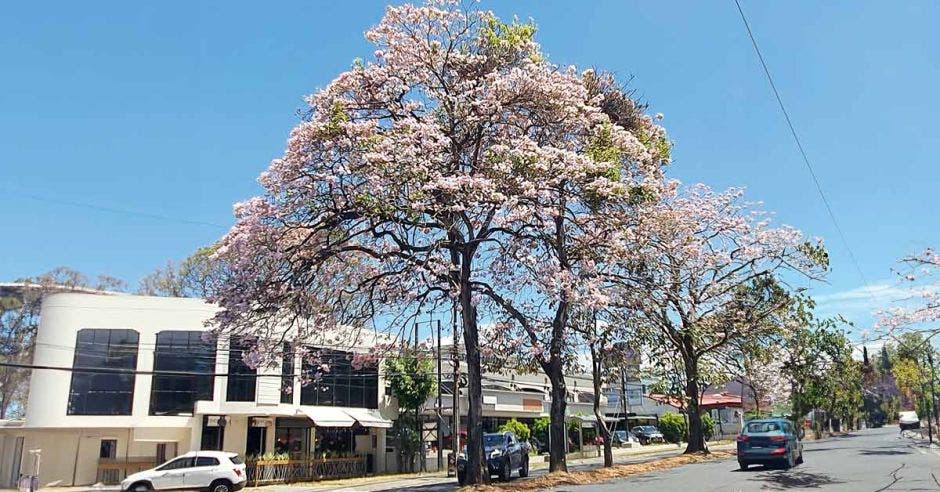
[2,1,938,333]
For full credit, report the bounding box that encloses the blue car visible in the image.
[737,419,804,470]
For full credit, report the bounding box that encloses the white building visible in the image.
[0,293,397,488]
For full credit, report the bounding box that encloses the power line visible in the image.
[731,0,877,303]
[0,182,229,230]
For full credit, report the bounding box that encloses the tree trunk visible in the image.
[459,257,486,484]
[682,348,707,454]
[547,360,568,472]
[461,307,484,483]
[590,342,612,467]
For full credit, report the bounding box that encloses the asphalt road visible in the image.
[568,425,940,492]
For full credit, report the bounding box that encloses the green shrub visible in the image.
[498,418,531,442]
[659,412,688,444]
[702,413,715,441]
[532,417,550,443]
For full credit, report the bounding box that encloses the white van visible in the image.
[899,411,920,431]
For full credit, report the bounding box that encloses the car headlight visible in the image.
[490,449,503,458]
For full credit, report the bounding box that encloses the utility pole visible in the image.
[452,301,461,461]
[436,319,443,471]
[413,322,424,472]
[928,348,939,431]
[620,367,629,432]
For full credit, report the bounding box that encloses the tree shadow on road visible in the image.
[859,449,911,456]
[745,469,844,490]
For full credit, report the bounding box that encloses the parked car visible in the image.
[611,430,638,447]
[899,411,920,431]
[121,451,246,492]
[631,426,665,445]
[737,418,803,470]
[457,431,529,485]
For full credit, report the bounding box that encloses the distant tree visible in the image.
[532,417,550,445]
[137,245,226,298]
[879,346,893,374]
[658,412,688,444]
[384,347,436,473]
[0,267,125,419]
[498,419,531,442]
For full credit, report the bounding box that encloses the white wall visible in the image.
[26,293,219,429]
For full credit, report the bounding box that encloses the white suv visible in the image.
[121,451,247,492]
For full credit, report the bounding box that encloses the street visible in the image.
[566,426,939,492]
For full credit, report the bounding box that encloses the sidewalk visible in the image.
[250,441,734,492]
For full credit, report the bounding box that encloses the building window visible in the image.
[274,427,307,456]
[150,331,217,416]
[68,329,139,415]
[281,344,294,404]
[226,339,256,402]
[300,349,378,409]
[99,439,117,459]
[200,416,225,450]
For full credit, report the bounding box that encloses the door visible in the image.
[150,457,193,490]
[246,427,266,456]
[506,434,520,470]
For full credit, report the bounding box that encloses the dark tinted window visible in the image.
[300,349,378,409]
[195,457,219,466]
[158,457,194,470]
[67,329,139,415]
[281,344,294,404]
[99,439,117,459]
[200,416,224,450]
[226,339,256,402]
[150,331,217,415]
[746,422,781,433]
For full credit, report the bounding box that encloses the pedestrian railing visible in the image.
[245,456,367,486]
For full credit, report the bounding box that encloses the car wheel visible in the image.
[129,482,152,492]
[210,480,233,492]
[499,459,511,481]
[796,448,804,465]
[739,461,748,471]
[519,456,529,478]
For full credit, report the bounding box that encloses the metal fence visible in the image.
[246,456,367,486]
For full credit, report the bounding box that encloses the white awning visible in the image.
[298,406,356,427]
[343,408,393,428]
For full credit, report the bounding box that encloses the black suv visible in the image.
[457,432,529,484]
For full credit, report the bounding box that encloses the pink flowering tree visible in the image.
[467,70,670,471]
[877,247,940,338]
[611,184,828,453]
[208,2,668,481]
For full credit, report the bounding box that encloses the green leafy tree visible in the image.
[384,349,436,472]
[532,417,550,444]
[701,413,715,441]
[659,413,688,444]
[498,419,531,442]
[138,245,227,298]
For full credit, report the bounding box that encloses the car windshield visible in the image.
[484,434,506,447]
[637,426,656,432]
[229,455,243,465]
[746,422,781,433]
[613,430,627,437]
